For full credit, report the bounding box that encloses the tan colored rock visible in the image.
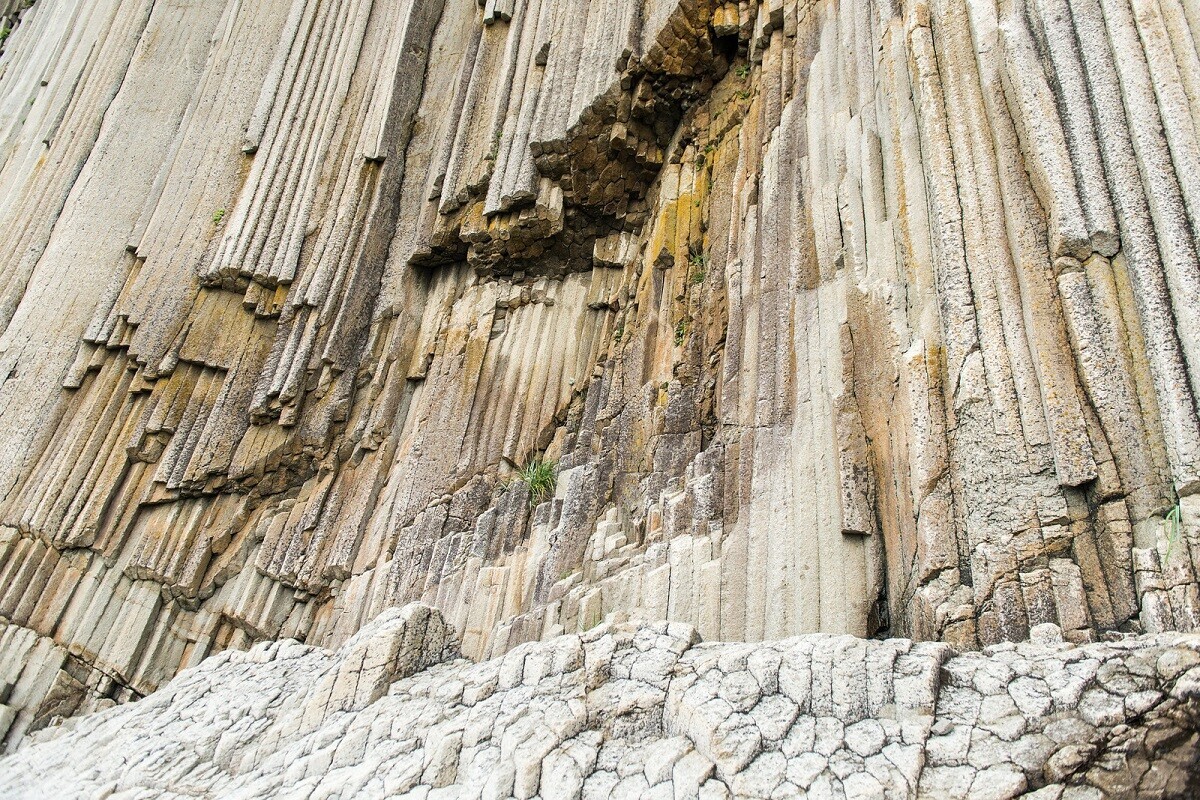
[0,0,1199,779]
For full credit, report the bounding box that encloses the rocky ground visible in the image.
[2,605,1198,799]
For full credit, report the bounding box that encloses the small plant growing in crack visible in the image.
[674,318,688,346]
[212,208,226,226]
[1163,503,1183,563]
[517,459,557,507]
[735,63,751,78]
[688,245,708,284]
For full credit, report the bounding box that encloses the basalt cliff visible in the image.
[2,0,1200,796]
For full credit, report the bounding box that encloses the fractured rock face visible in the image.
[1,0,1200,778]
[3,605,1200,799]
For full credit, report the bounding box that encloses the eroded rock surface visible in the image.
[2,0,1200,785]
[2,606,1199,799]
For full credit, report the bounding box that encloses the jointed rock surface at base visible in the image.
[2,605,1198,799]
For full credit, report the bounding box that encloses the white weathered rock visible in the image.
[1,0,1200,790]
[1,607,1198,798]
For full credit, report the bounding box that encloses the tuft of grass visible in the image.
[737,89,751,100]
[674,319,688,346]
[1163,504,1183,563]
[688,245,708,284]
[0,25,10,43]
[518,459,557,507]
[212,208,226,226]
[735,63,751,78]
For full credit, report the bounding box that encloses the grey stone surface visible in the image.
[1,0,1200,791]
[3,607,1200,798]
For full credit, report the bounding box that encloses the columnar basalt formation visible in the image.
[5,606,1200,798]
[1,0,1200,792]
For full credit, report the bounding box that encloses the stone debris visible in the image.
[2,606,1199,799]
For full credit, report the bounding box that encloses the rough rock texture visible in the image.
[4,606,1200,799]
[3,0,1200,785]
